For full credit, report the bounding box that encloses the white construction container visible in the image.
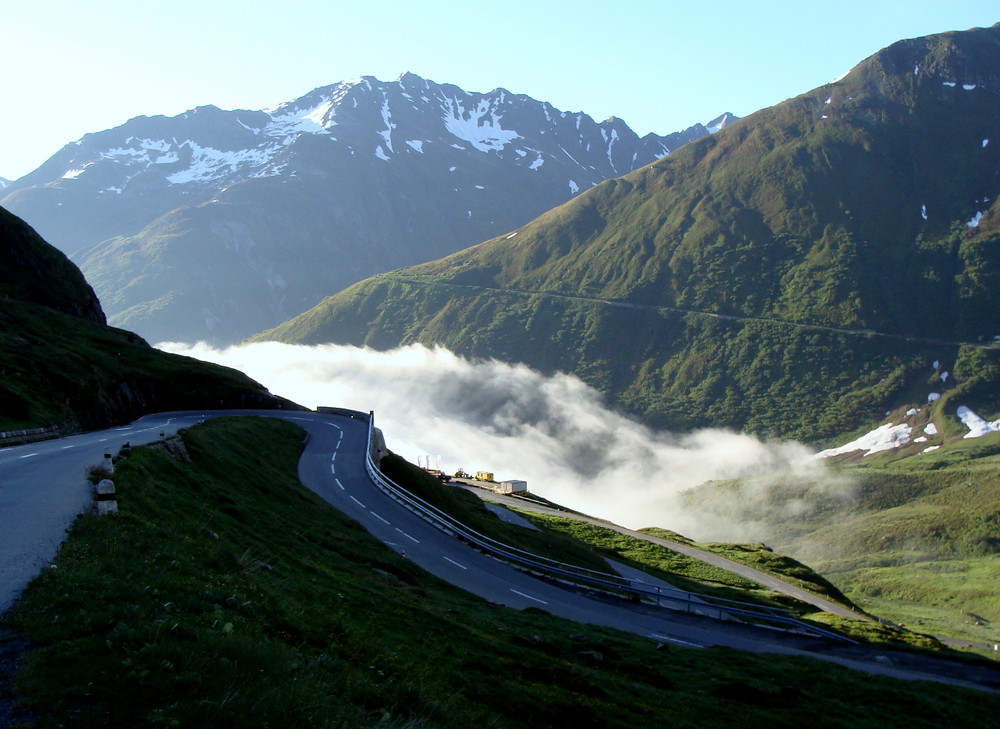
[496,479,528,494]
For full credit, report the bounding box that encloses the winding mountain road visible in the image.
[389,275,998,350]
[2,409,998,693]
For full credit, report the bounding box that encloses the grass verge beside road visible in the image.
[5,417,1000,727]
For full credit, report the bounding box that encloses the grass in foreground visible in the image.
[7,417,1000,728]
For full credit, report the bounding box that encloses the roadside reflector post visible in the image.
[95,479,118,514]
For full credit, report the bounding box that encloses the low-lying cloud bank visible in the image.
[160,341,846,541]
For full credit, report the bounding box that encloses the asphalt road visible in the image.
[3,409,999,693]
[0,412,209,614]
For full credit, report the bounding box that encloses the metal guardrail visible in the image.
[362,413,855,644]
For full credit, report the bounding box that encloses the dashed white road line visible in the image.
[61,445,74,450]
[18,453,37,459]
[330,463,336,474]
[349,495,366,508]
[396,528,420,543]
[510,588,548,605]
[334,478,344,491]
[371,511,391,525]
[443,556,468,570]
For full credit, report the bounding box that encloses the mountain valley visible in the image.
[2,20,1000,726]
[257,26,1000,446]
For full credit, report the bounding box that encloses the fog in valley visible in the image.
[161,341,854,543]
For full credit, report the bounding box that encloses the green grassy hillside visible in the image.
[0,206,291,431]
[7,417,999,727]
[256,26,1000,442]
[681,434,1000,644]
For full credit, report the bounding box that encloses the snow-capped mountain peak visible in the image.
[0,73,736,344]
[12,73,734,197]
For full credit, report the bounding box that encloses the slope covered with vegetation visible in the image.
[7,417,999,727]
[0,206,292,432]
[257,26,1000,443]
[680,429,1000,645]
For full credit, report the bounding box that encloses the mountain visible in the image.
[0,206,105,325]
[0,74,734,344]
[0,206,294,432]
[256,25,1000,443]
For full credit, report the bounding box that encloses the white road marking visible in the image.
[396,528,420,543]
[330,463,336,474]
[510,589,548,605]
[649,633,703,648]
[443,556,468,570]
[18,453,38,459]
[349,495,366,508]
[370,511,391,525]
[61,445,74,450]
[334,478,344,490]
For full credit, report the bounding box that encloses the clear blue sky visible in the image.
[1,1,996,179]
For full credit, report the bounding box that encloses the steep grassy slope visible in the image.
[680,433,1000,644]
[8,417,999,727]
[257,26,1000,442]
[0,206,293,431]
[0,207,105,325]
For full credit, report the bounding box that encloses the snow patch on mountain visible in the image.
[104,138,171,161]
[815,423,912,458]
[956,406,1000,438]
[167,142,277,184]
[268,96,338,136]
[442,97,520,152]
[379,95,395,153]
[62,165,91,180]
[707,113,736,133]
